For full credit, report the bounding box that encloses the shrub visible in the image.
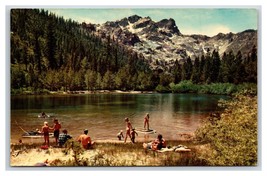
[195,95,257,166]
[155,85,170,93]
[170,80,197,93]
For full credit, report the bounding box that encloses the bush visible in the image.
[170,80,197,93]
[155,85,170,93]
[195,95,257,166]
[207,83,237,95]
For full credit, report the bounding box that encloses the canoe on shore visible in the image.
[22,132,54,138]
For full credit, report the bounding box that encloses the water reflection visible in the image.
[11,93,229,143]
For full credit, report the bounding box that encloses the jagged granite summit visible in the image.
[84,15,257,68]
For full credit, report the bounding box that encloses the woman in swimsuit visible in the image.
[144,113,150,130]
[124,117,132,143]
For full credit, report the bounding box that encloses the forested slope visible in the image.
[10,9,257,94]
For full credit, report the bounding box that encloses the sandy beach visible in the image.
[10,133,196,167]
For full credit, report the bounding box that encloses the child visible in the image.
[130,128,138,143]
[117,130,124,140]
[41,121,50,146]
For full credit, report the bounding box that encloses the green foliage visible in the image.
[10,9,257,94]
[10,9,152,93]
[155,85,170,93]
[169,80,197,93]
[236,83,257,96]
[201,83,237,95]
[63,139,85,166]
[169,81,256,96]
[195,95,257,166]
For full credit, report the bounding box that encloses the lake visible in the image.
[10,93,229,143]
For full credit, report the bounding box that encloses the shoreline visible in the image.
[12,90,156,96]
[52,90,155,95]
[12,132,195,144]
[11,132,195,146]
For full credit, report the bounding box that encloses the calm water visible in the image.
[10,93,229,143]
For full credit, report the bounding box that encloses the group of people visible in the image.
[41,118,94,149]
[40,112,165,151]
[117,113,166,151]
[117,117,139,143]
[41,118,62,146]
[117,113,150,143]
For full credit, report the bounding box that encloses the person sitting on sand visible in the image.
[144,113,150,130]
[41,121,51,146]
[130,128,138,143]
[77,129,94,149]
[143,134,166,151]
[58,129,72,147]
[117,130,124,140]
[53,118,61,145]
[124,117,133,143]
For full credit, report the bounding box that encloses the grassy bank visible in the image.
[10,140,207,167]
[156,81,257,96]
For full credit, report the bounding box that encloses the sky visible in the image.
[46,8,258,37]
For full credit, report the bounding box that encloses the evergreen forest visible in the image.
[10,9,257,95]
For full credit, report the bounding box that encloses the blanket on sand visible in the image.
[157,145,191,153]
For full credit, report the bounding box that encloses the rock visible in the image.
[93,15,256,72]
[118,17,129,27]
[133,17,152,29]
[156,18,181,35]
[128,15,142,23]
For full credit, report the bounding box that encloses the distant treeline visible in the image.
[10,9,257,94]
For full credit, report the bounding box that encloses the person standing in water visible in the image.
[124,117,132,143]
[41,121,50,146]
[144,113,150,130]
[53,119,61,145]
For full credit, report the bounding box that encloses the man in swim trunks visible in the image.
[77,129,94,149]
[53,119,61,145]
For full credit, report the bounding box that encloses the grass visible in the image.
[10,140,208,167]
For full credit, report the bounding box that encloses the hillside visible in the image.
[10,9,257,93]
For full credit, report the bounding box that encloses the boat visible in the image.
[135,129,157,134]
[22,132,54,138]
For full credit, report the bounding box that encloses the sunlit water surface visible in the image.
[10,93,229,143]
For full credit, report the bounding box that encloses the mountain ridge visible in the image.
[83,15,257,69]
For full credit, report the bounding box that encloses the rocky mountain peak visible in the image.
[88,15,256,71]
[156,18,181,35]
[128,15,142,23]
